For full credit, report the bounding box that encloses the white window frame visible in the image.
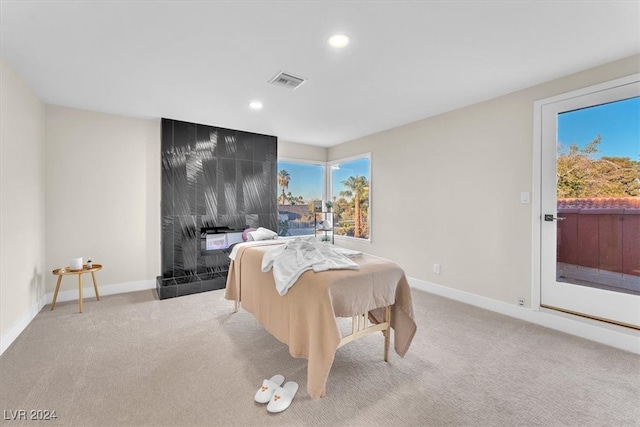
[277,156,328,203]
[328,152,372,243]
[277,153,372,242]
[276,156,327,237]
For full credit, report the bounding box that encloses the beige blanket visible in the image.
[224,244,417,398]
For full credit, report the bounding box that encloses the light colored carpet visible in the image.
[1,288,638,427]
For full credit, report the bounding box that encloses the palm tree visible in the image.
[278,170,290,205]
[339,175,369,238]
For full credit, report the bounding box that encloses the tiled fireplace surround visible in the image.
[156,118,278,299]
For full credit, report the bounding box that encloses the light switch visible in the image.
[520,192,530,204]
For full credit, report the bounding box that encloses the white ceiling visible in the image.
[1,1,639,147]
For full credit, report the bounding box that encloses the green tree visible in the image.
[331,197,350,235]
[557,136,640,197]
[278,170,290,205]
[286,192,304,205]
[596,156,640,196]
[339,175,369,238]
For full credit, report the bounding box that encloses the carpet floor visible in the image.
[1,287,638,426]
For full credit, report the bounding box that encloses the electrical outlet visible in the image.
[433,264,440,274]
[517,297,525,307]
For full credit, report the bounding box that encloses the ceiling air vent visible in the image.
[268,71,307,90]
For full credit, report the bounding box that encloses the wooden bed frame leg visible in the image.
[233,300,238,313]
[384,306,391,362]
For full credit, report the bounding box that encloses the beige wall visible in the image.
[44,106,161,293]
[328,54,640,307]
[0,58,46,337]
[278,140,327,162]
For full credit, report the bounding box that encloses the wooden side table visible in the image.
[51,264,102,313]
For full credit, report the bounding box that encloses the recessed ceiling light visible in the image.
[249,101,263,110]
[328,33,350,48]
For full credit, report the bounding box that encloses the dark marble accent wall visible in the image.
[161,118,277,283]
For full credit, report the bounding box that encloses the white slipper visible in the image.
[267,381,299,413]
[254,374,285,403]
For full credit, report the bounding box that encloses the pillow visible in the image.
[242,227,257,241]
[247,227,278,241]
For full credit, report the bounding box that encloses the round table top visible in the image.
[52,264,102,275]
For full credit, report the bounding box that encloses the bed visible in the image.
[224,241,417,398]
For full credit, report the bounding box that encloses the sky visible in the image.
[277,158,370,202]
[558,96,639,159]
[277,161,323,201]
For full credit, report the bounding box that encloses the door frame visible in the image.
[531,73,640,315]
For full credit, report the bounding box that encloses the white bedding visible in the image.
[261,237,359,296]
[331,246,363,258]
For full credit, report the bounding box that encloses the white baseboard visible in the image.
[0,299,43,355]
[408,277,640,355]
[0,279,156,356]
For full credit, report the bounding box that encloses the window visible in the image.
[555,96,640,293]
[276,160,324,236]
[330,154,371,240]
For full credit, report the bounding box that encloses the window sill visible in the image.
[335,235,371,244]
